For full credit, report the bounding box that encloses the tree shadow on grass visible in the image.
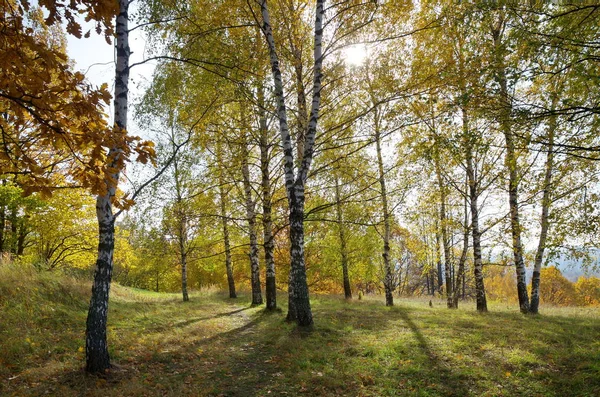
[172,306,253,329]
[163,310,280,396]
[33,307,271,397]
[394,307,472,396]
[18,296,600,397]
[191,311,265,347]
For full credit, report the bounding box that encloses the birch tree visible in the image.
[373,105,395,306]
[85,0,130,373]
[258,0,328,326]
[489,8,530,314]
[162,134,200,302]
[216,141,237,299]
[334,176,352,299]
[239,107,263,305]
[257,83,279,310]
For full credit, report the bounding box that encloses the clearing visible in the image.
[1,268,599,396]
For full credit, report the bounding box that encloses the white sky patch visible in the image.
[343,44,367,67]
[66,31,113,89]
[65,6,156,127]
[65,14,158,199]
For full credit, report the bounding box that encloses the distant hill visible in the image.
[546,251,600,281]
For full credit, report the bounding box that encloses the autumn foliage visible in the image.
[574,276,600,306]
[0,0,154,200]
[484,265,598,307]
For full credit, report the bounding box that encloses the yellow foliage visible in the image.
[539,267,578,306]
[0,1,153,205]
[574,277,600,306]
[485,266,594,307]
[484,266,518,303]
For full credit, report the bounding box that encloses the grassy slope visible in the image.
[1,266,599,396]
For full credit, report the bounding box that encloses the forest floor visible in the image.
[1,267,600,396]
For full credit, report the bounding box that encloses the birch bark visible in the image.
[374,111,393,307]
[530,98,557,314]
[85,0,128,373]
[491,16,530,314]
[258,84,277,310]
[463,106,487,312]
[217,143,236,299]
[434,148,454,308]
[452,185,470,309]
[241,128,263,305]
[173,153,189,302]
[334,176,352,299]
[260,0,325,326]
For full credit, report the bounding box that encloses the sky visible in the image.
[65,16,161,199]
[65,18,156,132]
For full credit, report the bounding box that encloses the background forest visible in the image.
[1,0,600,388]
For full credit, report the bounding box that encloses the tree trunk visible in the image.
[452,182,469,309]
[530,101,557,314]
[173,150,189,303]
[16,223,26,255]
[463,106,487,312]
[0,202,5,252]
[402,259,410,295]
[287,188,312,325]
[241,130,263,305]
[374,114,393,306]
[491,19,530,314]
[260,0,325,327]
[504,129,529,313]
[287,45,308,315]
[293,48,308,165]
[258,83,277,310]
[85,0,128,373]
[181,251,189,302]
[434,149,454,308]
[335,176,352,299]
[217,148,236,299]
[220,190,236,299]
[9,207,17,254]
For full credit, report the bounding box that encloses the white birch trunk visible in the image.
[85,0,129,373]
[241,129,263,305]
[258,84,277,310]
[334,176,352,299]
[463,106,487,312]
[217,144,236,299]
[260,0,325,327]
[374,113,393,306]
[452,183,470,309]
[530,97,558,314]
[491,18,530,314]
[173,156,189,302]
[434,145,454,308]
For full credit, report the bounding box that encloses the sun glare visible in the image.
[343,44,367,67]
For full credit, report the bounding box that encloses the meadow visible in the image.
[1,265,599,396]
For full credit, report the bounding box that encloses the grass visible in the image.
[1,265,599,396]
